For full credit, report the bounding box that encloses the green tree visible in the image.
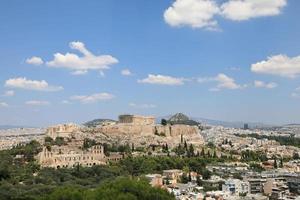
[54,137,66,146]
[201,169,212,180]
[206,150,211,158]
[200,148,205,157]
[161,119,168,126]
[293,152,300,160]
[207,142,215,149]
[44,136,54,144]
[180,134,183,144]
[184,141,188,150]
[87,177,175,200]
[188,144,194,157]
[279,158,283,168]
[83,138,96,149]
[181,173,189,183]
[43,186,85,200]
[213,150,217,158]
[274,159,278,169]
[165,144,169,152]
[131,143,135,152]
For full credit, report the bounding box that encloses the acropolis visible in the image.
[36,114,204,168]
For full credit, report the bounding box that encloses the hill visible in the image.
[166,113,200,126]
[83,119,116,127]
[158,114,272,128]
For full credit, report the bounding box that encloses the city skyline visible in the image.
[0,0,300,126]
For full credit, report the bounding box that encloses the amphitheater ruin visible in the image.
[37,144,106,169]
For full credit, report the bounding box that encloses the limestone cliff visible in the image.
[90,123,204,148]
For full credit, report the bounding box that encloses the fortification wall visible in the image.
[155,124,199,137]
[46,123,79,139]
[118,115,155,125]
[98,124,154,136]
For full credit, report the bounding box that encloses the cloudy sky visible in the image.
[0,0,300,126]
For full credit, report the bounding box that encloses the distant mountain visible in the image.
[190,117,272,129]
[0,125,34,130]
[83,119,116,127]
[165,113,200,126]
[158,114,272,128]
[282,124,300,127]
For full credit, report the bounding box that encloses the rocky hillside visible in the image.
[84,119,116,127]
[167,113,200,126]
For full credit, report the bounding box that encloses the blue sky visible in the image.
[0,0,300,126]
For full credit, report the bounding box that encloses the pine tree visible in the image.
[293,152,300,160]
[274,159,278,169]
[152,145,155,151]
[188,144,195,157]
[213,150,217,158]
[131,143,135,152]
[76,163,80,172]
[181,134,183,144]
[201,147,205,157]
[280,158,283,168]
[181,173,189,184]
[184,141,188,150]
[225,138,228,144]
[206,150,211,158]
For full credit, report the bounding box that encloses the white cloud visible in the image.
[25,100,50,106]
[291,87,300,98]
[5,77,63,92]
[251,54,300,78]
[129,103,157,109]
[208,87,221,92]
[99,71,105,77]
[70,92,114,104]
[61,100,72,104]
[254,80,277,89]
[198,73,244,90]
[2,90,15,97]
[46,41,118,74]
[291,93,299,98]
[228,67,241,71]
[71,70,88,75]
[26,56,44,65]
[121,69,133,76]
[164,0,287,30]
[295,87,300,91]
[0,102,8,107]
[164,0,220,30]
[138,74,185,86]
[221,0,287,21]
[215,73,243,89]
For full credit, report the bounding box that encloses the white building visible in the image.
[222,179,249,195]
